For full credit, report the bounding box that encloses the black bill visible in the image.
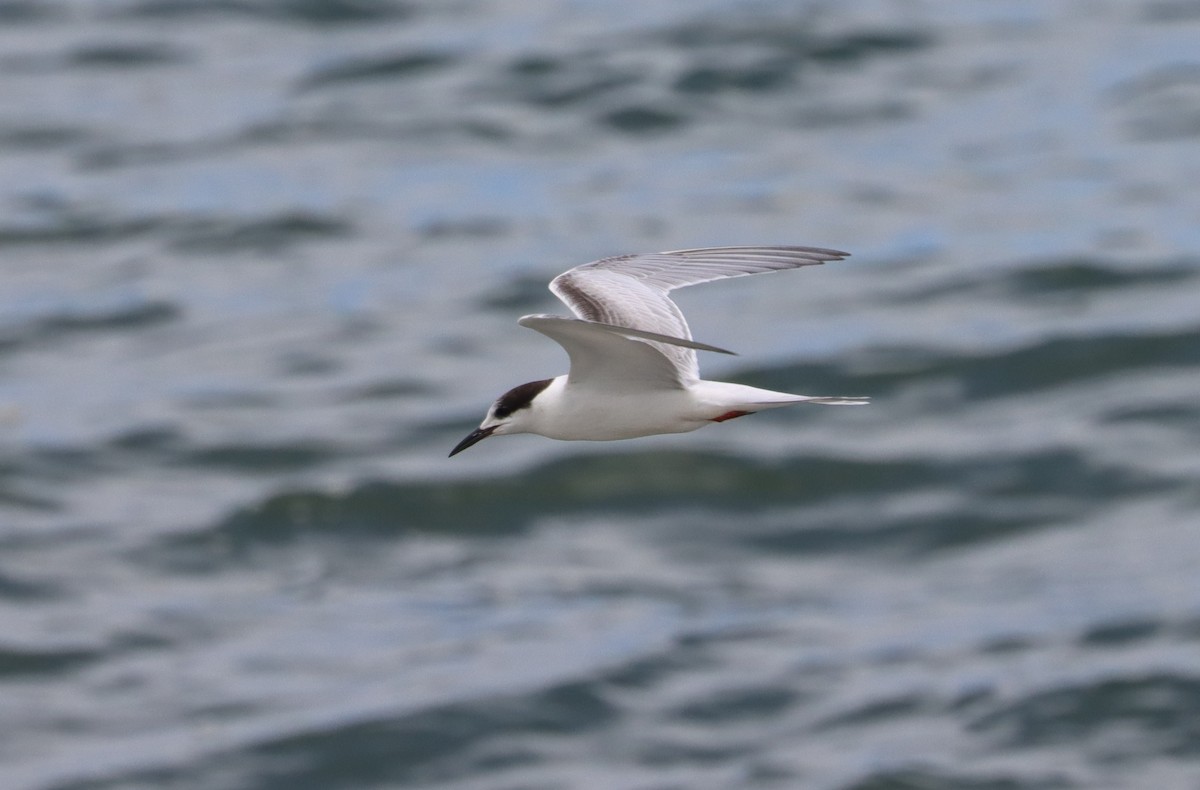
[448,425,497,457]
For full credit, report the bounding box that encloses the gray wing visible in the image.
[548,246,848,381]
[518,315,732,391]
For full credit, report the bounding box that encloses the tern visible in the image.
[450,245,867,456]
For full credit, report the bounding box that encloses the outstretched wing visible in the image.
[518,314,733,391]
[548,246,848,381]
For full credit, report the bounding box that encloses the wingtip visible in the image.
[659,245,851,263]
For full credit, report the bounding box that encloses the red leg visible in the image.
[711,410,753,423]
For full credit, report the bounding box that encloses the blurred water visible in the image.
[2,1,1199,789]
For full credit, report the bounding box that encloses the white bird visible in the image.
[449,245,867,456]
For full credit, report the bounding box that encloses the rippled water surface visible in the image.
[2,2,1199,789]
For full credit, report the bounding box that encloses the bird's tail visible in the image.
[777,395,870,406]
[696,381,869,412]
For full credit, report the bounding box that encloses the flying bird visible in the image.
[450,246,867,456]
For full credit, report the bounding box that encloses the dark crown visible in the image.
[493,378,553,419]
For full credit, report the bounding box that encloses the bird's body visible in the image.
[514,377,842,441]
[450,246,867,456]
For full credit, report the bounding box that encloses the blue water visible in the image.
[2,2,1199,789]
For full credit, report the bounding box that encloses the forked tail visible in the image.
[696,381,869,412]
[783,395,870,406]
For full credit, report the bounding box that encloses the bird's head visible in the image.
[448,378,554,456]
